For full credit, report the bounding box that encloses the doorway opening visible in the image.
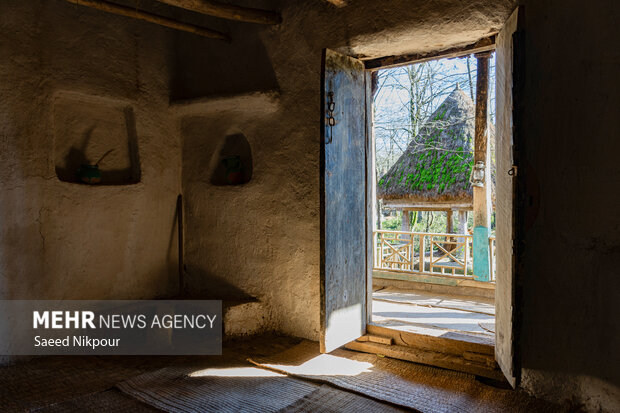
[370,53,497,345]
[321,8,520,384]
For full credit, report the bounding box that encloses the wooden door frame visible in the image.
[355,36,523,383]
[362,38,499,322]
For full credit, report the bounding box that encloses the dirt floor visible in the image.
[0,333,564,412]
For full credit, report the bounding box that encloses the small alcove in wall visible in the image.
[210,133,253,186]
[53,92,141,185]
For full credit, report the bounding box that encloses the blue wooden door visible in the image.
[320,49,368,353]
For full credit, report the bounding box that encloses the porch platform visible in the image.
[372,287,495,345]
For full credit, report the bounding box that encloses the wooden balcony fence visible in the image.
[374,230,496,282]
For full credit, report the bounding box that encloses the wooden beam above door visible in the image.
[364,36,496,70]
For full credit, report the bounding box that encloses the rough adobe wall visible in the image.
[0,0,181,304]
[178,0,618,410]
[2,0,615,410]
[178,0,515,341]
[517,0,620,411]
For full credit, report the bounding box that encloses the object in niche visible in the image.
[223,156,243,185]
[211,133,253,186]
[77,149,114,184]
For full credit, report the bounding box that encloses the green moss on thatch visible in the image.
[379,147,473,194]
[378,87,478,204]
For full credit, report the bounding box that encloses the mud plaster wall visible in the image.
[177,0,515,342]
[517,1,620,411]
[177,0,617,410]
[0,0,182,307]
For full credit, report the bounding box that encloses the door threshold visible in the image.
[345,324,503,381]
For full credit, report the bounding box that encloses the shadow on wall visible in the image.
[210,133,253,186]
[183,265,257,303]
[171,26,279,100]
[54,95,141,185]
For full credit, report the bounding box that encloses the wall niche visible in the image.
[53,92,140,185]
[210,133,253,186]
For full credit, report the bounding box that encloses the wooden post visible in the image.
[457,210,468,271]
[401,210,410,232]
[458,211,468,234]
[472,52,492,281]
[446,210,454,252]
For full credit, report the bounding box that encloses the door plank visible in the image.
[321,49,367,353]
[495,7,521,387]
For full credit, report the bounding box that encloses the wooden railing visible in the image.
[374,230,496,282]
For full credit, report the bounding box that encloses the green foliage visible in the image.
[381,216,401,230]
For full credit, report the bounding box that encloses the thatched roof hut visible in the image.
[377,85,493,211]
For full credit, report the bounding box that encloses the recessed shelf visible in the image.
[210,133,253,186]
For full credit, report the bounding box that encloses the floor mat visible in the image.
[277,384,409,413]
[0,356,158,412]
[117,365,320,413]
[30,389,157,412]
[249,340,561,413]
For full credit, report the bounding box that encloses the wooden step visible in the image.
[368,324,494,356]
[345,340,504,381]
[345,324,504,381]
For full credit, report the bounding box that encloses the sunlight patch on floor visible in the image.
[261,353,373,377]
[189,367,285,378]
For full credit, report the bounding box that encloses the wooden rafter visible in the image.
[154,0,281,25]
[64,0,230,40]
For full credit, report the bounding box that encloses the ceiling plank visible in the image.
[64,0,230,40]
[154,0,281,25]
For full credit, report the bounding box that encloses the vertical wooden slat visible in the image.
[379,232,385,268]
[430,236,434,273]
[409,236,414,270]
[419,235,425,273]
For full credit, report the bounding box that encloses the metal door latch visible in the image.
[508,165,518,176]
[326,92,336,144]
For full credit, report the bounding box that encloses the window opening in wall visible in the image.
[371,52,497,347]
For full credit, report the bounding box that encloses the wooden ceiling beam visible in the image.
[64,0,230,40]
[154,0,281,25]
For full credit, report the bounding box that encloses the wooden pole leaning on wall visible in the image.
[154,0,281,25]
[64,0,230,41]
[177,194,185,296]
